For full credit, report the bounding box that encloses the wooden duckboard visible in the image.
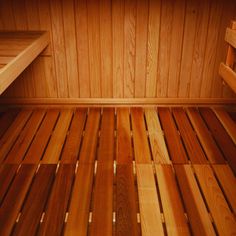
[0,107,236,235]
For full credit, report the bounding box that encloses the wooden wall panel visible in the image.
[0,0,236,100]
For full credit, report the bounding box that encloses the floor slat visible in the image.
[13,165,56,236]
[199,108,236,173]
[0,109,19,138]
[172,108,208,164]
[186,108,225,164]
[212,164,236,214]
[90,108,114,235]
[213,107,236,144]
[23,110,59,163]
[194,164,236,235]
[0,110,32,164]
[145,109,171,164]
[131,108,152,164]
[117,108,133,164]
[5,110,45,163]
[158,108,188,164]
[64,163,94,236]
[174,165,216,236]
[60,109,87,163]
[155,165,190,235]
[0,164,18,204]
[136,164,164,236]
[42,110,73,163]
[78,108,100,164]
[116,164,139,236]
[39,164,75,236]
[0,164,37,236]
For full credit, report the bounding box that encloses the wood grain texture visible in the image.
[0,109,18,138]
[60,109,87,163]
[145,0,160,98]
[116,164,139,235]
[42,110,73,163]
[145,108,170,164]
[90,162,114,235]
[5,110,45,163]
[124,0,136,98]
[213,164,236,214]
[155,165,190,236]
[136,164,164,236]
[0,164,37,236]
[39,164,75,236]
[112,0,124,98]
[87,0,101,98]
[194,164,236,235]
[0,110,32,164]
[100,0,112,98]
[0,164,18,204]
[131,108,151,163]
[135,0,148,98]
[199,108,236,173]
[167,0,185,97]
[213,107,236,144]
[23,110,59,163]
[75,0,90,98]
[186,108,225,163]
[117,108,133,164]
[78,108,100,164]
[158,108,188,163]
[174,165,216,236]
[97,108,114,163]
[13,165,56,236]
[1,0,236,100]
[0,31,49,95]
[64,163,94,236]
[172,107,207,164]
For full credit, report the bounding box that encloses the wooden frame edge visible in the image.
[0,98,236,107]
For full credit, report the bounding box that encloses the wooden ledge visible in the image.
[219,63,236,93]
[0,31,50,95]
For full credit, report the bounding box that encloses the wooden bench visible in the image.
[219,21,236,93]
[0,31,49,95]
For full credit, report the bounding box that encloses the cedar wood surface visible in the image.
[0,107,236,235]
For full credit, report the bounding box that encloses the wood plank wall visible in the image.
[0,0,236,99]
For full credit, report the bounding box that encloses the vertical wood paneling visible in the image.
[200,0,223,98]
[157,0,173,97]
[38,0,57,99]
[62,0,79,97]
[50,0,68,97]
[100,0,112,97]
[87,0,101,97]
[75,0,90,98]
[124,0,136,98]
[0,0,236,100]
[135,0,148,98]
[167,0,185,97]
[189,0,210,98]
[178,0,198,97]
[112,0,124,98]
[146,0,161,98]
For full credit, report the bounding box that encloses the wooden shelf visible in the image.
[0,31,49,95]
[220,22,236,93]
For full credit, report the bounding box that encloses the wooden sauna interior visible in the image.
[0,0,236,235]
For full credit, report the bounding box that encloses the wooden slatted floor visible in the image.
[0,107,236,236]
